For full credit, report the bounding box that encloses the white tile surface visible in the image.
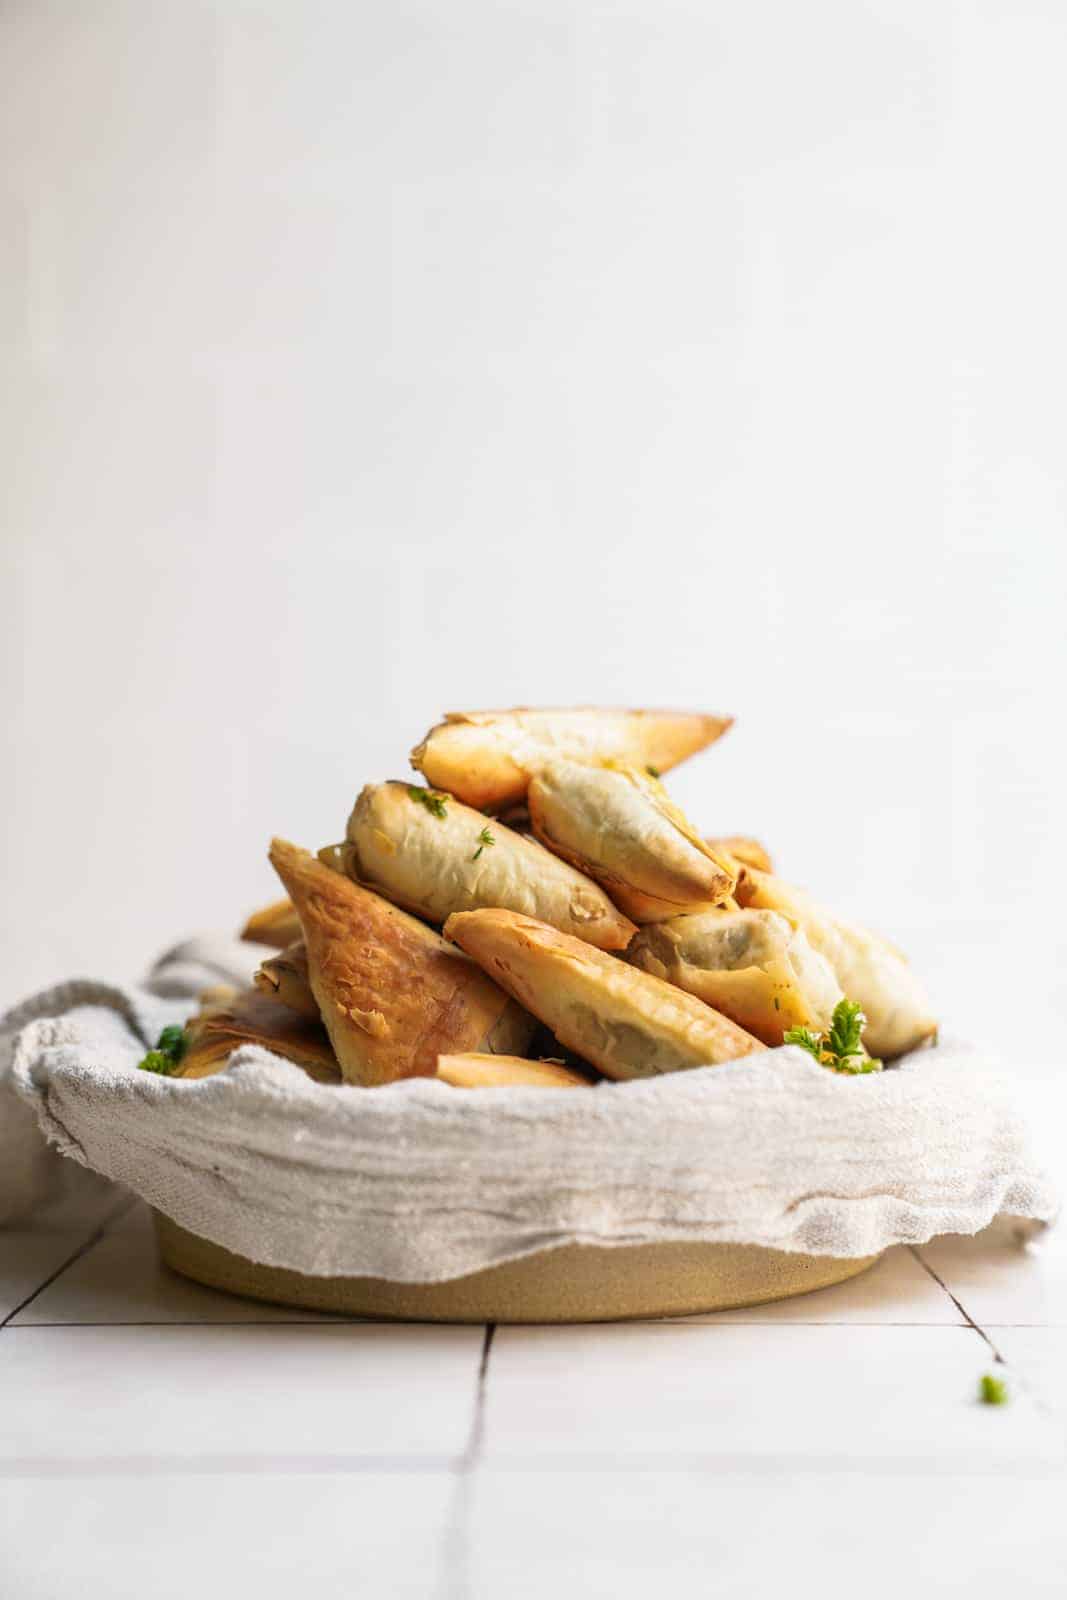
[675,1244,960,1325]
[0,1324,482,1467]
[12,1203,341,1325]
[485,1323,1062,1468]
[468,1468,1067,1600]
[916,1215,1067,1328]
[0,1193,129,1322]
[1,1231,100,1324]
[986,1329,1067,1429]
[0,1470,454,1600]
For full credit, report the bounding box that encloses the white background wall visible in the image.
[3,1,1065,1067]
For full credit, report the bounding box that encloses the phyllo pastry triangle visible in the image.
[528,760,736,922]
[253,941,319,1019]
[239,897,303,949]
[269,838,535,1085]
[627,909,843,1046]
[436,1053,592,1089]
[736,869,938,1059]
[411,706,732,812]
[342,780,635,951]
[705,835,774,874]
[178,989,340,1083]
[444,908,764,1082]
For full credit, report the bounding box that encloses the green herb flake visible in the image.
[645,765,661,778]
[782,1024,824,1062]
[826,999,865,1063]
[773,996,780,1011]
[979,1373,1009,1405]
[136,1023,188,1076]
[138,1050,177,1075]
[156,1024,187,1064]
[471,825,495,861]
[408,784,448,819]
[784,999,882,1075]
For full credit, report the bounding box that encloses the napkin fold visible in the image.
[1,937,1058,1280]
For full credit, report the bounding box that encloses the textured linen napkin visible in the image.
[1,937,1058,1282]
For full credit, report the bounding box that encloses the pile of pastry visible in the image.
[161,707,937,1090]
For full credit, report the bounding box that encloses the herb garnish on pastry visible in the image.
[341,780,636,951]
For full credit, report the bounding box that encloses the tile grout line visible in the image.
[5,1317,1026,1330]
[0,1454,460,1479]
[465,1322,496,1468]
[439,1323,496,1600]
[1,1197,137,1330]
[5,1449,1067,1484]
[908,1246,1010,1366]
[11,1319,378,1328]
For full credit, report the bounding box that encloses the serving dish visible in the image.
[155,1212,879,1322]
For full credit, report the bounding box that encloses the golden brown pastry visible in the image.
[436,1053,593,1089]
[736,869,938,1058]
[240,898,303,949]
[269,839,536,1085]
[341,781,636,951]
[528,760,736,922]
[253,942,319,1019]
[706,835,774,874]
[178,989,341,1083]
[444,908,764,1081]
[411,707,732,812]
[196,983,239,1012]
[627,909,843,1046]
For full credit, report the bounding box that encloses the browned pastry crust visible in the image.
[253,942,319,1019]
[269,838,535,1085]
[436,1053,593,1089]
[178,988,340,1083]
[705,835,774,874]
[239,898,303,949]
[444,908,764,1082]
[410,707,732,812]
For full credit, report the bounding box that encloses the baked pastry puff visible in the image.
[411,707,732,812]
[627,909,843,1046]
[736,869,938,1059]
[342,781,636,951]
[705,835,774,874]
[240,897,303,949]
[269,839,535,1085]
[444,908,764,1081]
[253,942,319,1019]
[178,989,341,1083]
[436,1053,592,1089]
[528,760,736,922]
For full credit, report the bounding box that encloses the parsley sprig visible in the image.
[784,999,882,1074]
[408,784,448,819]
[137,1023,187,1076]
[471,826,495,861]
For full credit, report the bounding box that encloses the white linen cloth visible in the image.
[1,936,1057,1281]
